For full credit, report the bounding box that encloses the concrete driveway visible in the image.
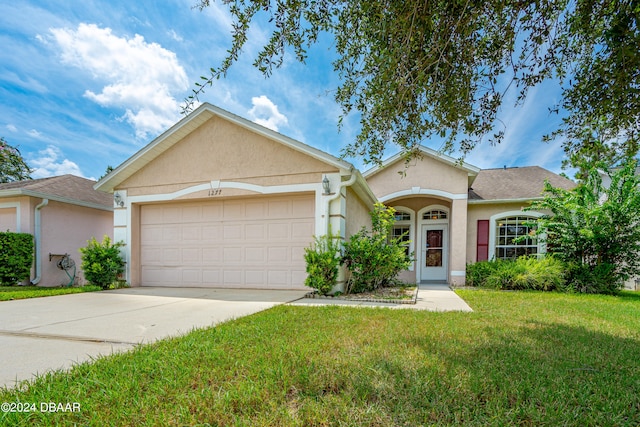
[0,287,308,388]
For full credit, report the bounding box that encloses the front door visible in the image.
[421,224,448,281]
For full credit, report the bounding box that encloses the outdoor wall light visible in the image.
[114,192,124,207]
[322,175,331,195]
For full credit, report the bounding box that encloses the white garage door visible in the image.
[140,194,314,289]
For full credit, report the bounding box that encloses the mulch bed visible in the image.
[304,286,418,305]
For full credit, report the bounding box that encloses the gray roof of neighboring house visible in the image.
[468,166,576,201]
[0,174,112,210]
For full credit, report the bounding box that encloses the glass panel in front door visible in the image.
[425,230,443,267]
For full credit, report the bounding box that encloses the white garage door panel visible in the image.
[140,195,314,289]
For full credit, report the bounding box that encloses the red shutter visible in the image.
[477,220,489,261]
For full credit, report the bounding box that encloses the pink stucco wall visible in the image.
[37,200,112,287]
[0,207,17,232]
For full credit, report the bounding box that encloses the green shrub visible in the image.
[0,232,34,285]
[304,234,342,295]
[79,236,125,289]
[342,203,413,293]
[467,256,567,291]
[566,262,620,294]
[466,259,502,287]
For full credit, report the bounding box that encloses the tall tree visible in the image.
[528,156,640,293]
[0,137,32,183]
[187,0,639,167]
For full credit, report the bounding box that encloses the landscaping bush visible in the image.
[79,236,125,289]
[566,262,620,294]
[467,256,567,291]
[304,234,342,295]
[466,258,502,287]
[342,203,413,293]
[0,232,33,286]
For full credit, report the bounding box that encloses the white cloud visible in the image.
[29,145,86,179]
[167,29,183,42]
[27,129,42,138]
[5,124,17,132]
[48,23,189,139]
[247,95,288,132]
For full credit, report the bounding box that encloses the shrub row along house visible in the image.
[94,103,575,291]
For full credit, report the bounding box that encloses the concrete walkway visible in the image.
[0,287,307,388]
[289,283,473,312]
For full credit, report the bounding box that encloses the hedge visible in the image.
[0,232,34,286]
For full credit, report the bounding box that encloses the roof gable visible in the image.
[363,145,480,188]
[96,103,354,193]
[364,145,480,176]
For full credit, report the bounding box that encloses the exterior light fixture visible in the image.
[114,192,124,207]
[322,175,331,195]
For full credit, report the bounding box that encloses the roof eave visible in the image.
[351,170,379,208]
[0,189,112,211]
[468,197,541,205]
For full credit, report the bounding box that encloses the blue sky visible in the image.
[1,0,570,181]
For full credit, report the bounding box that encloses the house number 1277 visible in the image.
[208,189,222,196]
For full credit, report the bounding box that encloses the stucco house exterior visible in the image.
[0,174,113,287]
[96,103,575,291]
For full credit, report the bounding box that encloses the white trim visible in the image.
[0,202,21,232]
[417,205,451,282]
[420,223,449,282]
[488,210,544,260]
[379,188,468,203]
[450,270,466,277]
[127,180,320,204]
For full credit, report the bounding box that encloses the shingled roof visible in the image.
[0,174,112,210]
[469,166,575,201]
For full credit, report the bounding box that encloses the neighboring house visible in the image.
[0,175,113,287]
[95,103,575,290]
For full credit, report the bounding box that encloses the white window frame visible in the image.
[489,211,545,260]
[392,206,415,271]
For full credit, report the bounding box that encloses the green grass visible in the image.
[1,290,639,426]
[0,285,101,301]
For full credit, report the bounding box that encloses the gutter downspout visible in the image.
[323,170,357,235]
[322,171,357,294]
[30,199,49,285]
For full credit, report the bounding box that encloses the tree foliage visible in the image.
[528,156,640,293]
[0,137,32,183]
[188,0,639,166]
[0,232,34,286]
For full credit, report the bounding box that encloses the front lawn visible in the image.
[1,290,639,426]
[0,285,101,301]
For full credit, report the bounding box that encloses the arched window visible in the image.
[494,215,540,259]
[422,209,448,220]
